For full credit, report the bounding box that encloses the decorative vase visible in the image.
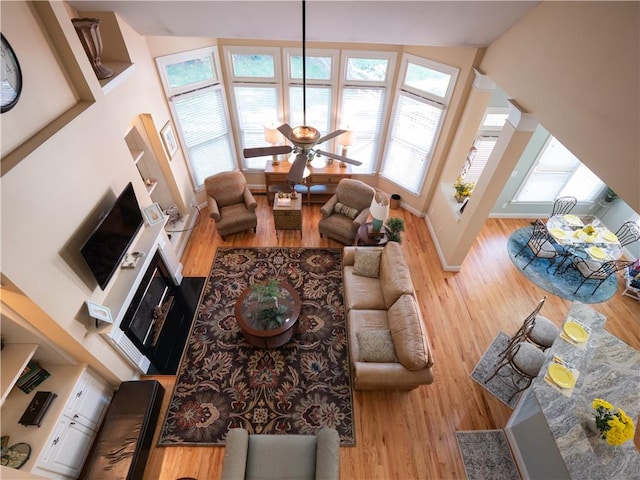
[455,192,466,203]
[72,18,114,80]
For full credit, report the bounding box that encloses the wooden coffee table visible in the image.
[234,281,301,348]
[356,222,389,246]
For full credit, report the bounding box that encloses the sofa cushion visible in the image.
[334,201,359,219]
[379,242,414,308]
[357,330,397,362]
[388,294,429,371]
[353,248,382,278]
[343,267,387,311]
[246,434,317,480]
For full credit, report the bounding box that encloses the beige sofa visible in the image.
[342,242,434,390]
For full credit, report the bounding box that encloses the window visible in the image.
[337,51,395,173]
[515,136,606,202]
[224,47,282,169]
[381,55,457,193]
[462,107,508,184]
[156,47,235,188]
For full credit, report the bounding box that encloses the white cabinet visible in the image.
[33,369,112,479]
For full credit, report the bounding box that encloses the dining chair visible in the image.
[515,219,562,270]
[502,296,560,354]
[568,257,634,294]
[550,196,577,216]
[614,221,640,247]
[485,341,546,402]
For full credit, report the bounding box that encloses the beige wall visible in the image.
[480,1,639,211]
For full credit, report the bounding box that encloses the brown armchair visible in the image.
[205,171,257,240]
[318,179,376,245]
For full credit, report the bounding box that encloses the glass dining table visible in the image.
[546,214,623,266]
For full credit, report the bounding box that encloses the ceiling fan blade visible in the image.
[277,123,294,142]
[316,150,362,166]
[316,129,346,145]
[243,145,292,158]
[287,153,308,183]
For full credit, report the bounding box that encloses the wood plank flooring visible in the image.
[143,196,639,479]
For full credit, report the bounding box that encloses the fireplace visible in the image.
[119,251,200,374]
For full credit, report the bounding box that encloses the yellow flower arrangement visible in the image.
[592,398,635,446]
[453,176,475,199]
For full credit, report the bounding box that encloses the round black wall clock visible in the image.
[1,34,23,113]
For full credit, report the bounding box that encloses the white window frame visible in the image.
[462,106,509,184]
[156,47,237,189]
[223,46,283,170]
[380,54,458,194]
[335,50,396,173]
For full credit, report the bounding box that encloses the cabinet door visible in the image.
[37,415,95,478]
[65,371,112,431]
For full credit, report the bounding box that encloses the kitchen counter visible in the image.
[506,302,640,479]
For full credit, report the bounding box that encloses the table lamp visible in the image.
[338,129,354,168]
[264,122,282,165]
[370,192,390,233]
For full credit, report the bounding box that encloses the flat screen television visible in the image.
[80,183,144,290]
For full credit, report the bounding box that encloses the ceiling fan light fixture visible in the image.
[291,125,320,144]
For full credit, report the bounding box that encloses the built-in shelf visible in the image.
[441,182,466,221]
[131,150,144,164]
[1,343,38,403]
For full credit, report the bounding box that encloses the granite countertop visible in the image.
[531,302,640,479]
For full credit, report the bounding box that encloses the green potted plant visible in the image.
[248,280,288,330]
[385,217,405,243]
[603,188,618,203]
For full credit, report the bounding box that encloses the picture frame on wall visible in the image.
[160,120,178,159]
[142,202,165,225]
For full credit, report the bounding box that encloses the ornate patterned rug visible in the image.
[157,247,354,446]
[455,430,520,480]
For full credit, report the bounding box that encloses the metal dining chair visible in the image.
[568,258,634,294]
[614,221,640,247]
[485,341,546,402]
[502,296,560,354]
[515,219,562,270]
[551,196,577,216]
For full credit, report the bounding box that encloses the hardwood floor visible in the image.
[143,196,639,479]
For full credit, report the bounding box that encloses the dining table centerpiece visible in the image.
[588,398,635,447]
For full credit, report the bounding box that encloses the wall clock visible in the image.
[1,34,23,113]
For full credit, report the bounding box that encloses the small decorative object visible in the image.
[71,18,114,80]
[248,280,288,330]
[86,300,113,326]
[385,217,405,243]
[160,121,178,158]
[18,391,57,427]
[590,398,635,446]
[453,176,475,203]
[582,224,597,236]
[1,34,23,113]
[165,204,182,225]
[142,203,165,225]
[603,188,618,203]
[0,442,31,469]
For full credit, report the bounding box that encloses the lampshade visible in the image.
[370,192,390,232]
[339,129,354,147]
[264,122,282,145]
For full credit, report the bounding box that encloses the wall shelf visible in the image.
[0,343,38,404]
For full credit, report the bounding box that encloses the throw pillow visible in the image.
[357,330,398,362]
[353,248,382,278]
[333,202,359,219]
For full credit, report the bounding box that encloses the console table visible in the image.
[264,161,352,205]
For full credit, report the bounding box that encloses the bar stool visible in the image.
[503,296,560,354]
[485,341,546,402]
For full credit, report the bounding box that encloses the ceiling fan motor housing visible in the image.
[291,126,320,145]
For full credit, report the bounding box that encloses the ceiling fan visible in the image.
[243,0,362,184]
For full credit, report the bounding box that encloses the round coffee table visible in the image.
[356,222,389,246]
[234,280,301,348]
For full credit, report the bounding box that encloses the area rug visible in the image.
[507,226,617,303]
[456,430,520,480]
[157,247,354,446]
[470,332,521,409]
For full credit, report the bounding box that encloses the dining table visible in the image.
[546,214,623,265]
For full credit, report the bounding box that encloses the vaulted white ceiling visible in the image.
[67,1,540,47]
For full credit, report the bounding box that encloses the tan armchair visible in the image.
[318,179,375,245]
[221,428,340,480]
[205,171,257,240]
